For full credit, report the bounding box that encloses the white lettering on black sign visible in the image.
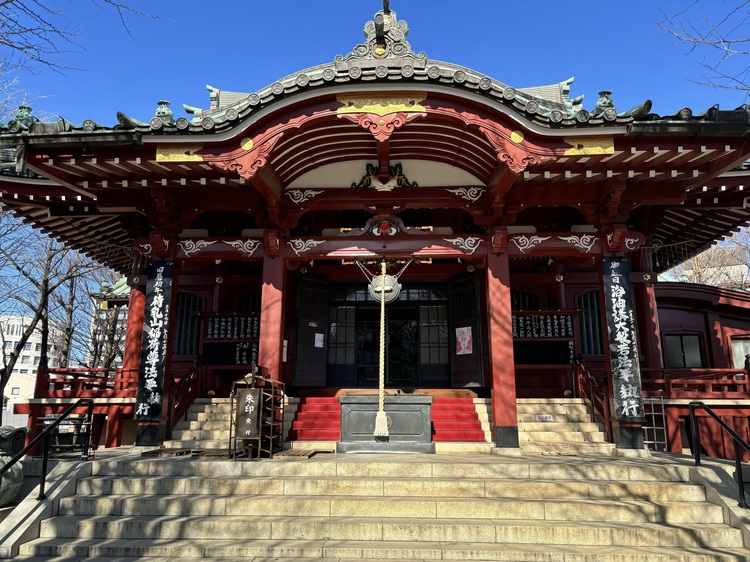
[135,261,174,421]
[602,257,645,422]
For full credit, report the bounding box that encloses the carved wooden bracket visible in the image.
[264,230,281,257]
[491,227,508,254]
[479,127,557,174]
[601,224,628,253]
[339,112,425,142]
[202,133,283,180]
[148,231,172,258]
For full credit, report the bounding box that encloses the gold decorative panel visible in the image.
[337,93,427,116]
[156,146,204,162]
[563,136,615,156]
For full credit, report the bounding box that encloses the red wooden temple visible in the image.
[1,7,749,456]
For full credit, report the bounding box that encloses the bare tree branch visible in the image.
[658,0,750,93]
[0,0,160,71]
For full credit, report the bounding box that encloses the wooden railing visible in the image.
[37,367,139,399]
[167,362,202,440]
[575,356,612,442]
[641,368,749,399]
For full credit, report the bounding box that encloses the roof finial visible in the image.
[383,0,390,14]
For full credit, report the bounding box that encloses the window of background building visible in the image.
[19,369,28,374]
[22,342,31,351]
[11,387,20,395]
[665,334,704,368]
[2,396,7,410]
[33,356,40,365]
[4,341,13,350]
[731,338,750,369]
[20,356,29,364]
[35,343,41,351]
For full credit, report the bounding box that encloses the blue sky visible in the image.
[7,0,750,126]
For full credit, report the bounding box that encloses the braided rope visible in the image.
[379,259,386,414]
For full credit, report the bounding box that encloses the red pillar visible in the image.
[259,255,285,380]
[486,250,519,448]
[105,404,124,448]
[631,248,663,370]
[122,286,146,374]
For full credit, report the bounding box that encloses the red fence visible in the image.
[36,367,139,399]
[641,368,749,399]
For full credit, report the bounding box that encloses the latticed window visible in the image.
[577,290,603,356]
[173,292,204,356]
[511,290,540,310]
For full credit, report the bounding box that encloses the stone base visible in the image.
[337,440,435,454]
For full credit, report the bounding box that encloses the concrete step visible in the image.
[17,537,750,561]
[170,429,232,440]
[516,404,591,415]
[72,474,708,502]
[13,454,747,562]
[518,431,606,443]
[521,440,617,455]
[160,439,229,449]
[38,501,729,539]
[518,422,603,432]
[517,413,593,423]
[88,458,695,482]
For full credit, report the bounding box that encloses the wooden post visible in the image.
[122,286,146,374]
[259,255,285,381]
[486,250,519,448]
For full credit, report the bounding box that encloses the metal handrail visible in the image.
[0,398,93,501]
[689,401,750,509]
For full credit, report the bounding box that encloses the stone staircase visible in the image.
[8,454,750,560]
[518,397,616,455]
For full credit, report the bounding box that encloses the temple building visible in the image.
[1,6,749,455]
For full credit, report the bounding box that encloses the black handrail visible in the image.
[689,401,750,509]
[0,398,93,501]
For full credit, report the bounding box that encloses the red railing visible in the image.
[641,368,749,399]
[575,357,612,442]
[37,367,139,399]
[167,363,202,440]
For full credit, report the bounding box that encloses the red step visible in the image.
[289,395,486,443]
[290,396,342,441]
[430,397,487,443]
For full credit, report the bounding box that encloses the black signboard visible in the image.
[511,314,575,339]
[135,261,174,421]
[601,257,646,423]
[234,388,261,440]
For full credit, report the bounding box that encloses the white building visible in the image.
[1,314,60,427]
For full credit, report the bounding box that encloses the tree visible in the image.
[667,226,750,290]
[0,0,155,71]
[659,0,750,92]
[0,208,102,424]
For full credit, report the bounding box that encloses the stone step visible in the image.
[518,422,603,432]
[518,431,606,443]
[38,501,729,539]
[73,474,708,502]
[17,537,750,561]
[175,420,236,431]
[170,429,232,440]
[517,413,593,423]
[516,404,591,415]
[88,458,693,482]
[186,412,232,422]
[160,439,229,449]
[521,441,617,455]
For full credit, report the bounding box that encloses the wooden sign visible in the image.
[601,257,646,423]
[234,388,261,440]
